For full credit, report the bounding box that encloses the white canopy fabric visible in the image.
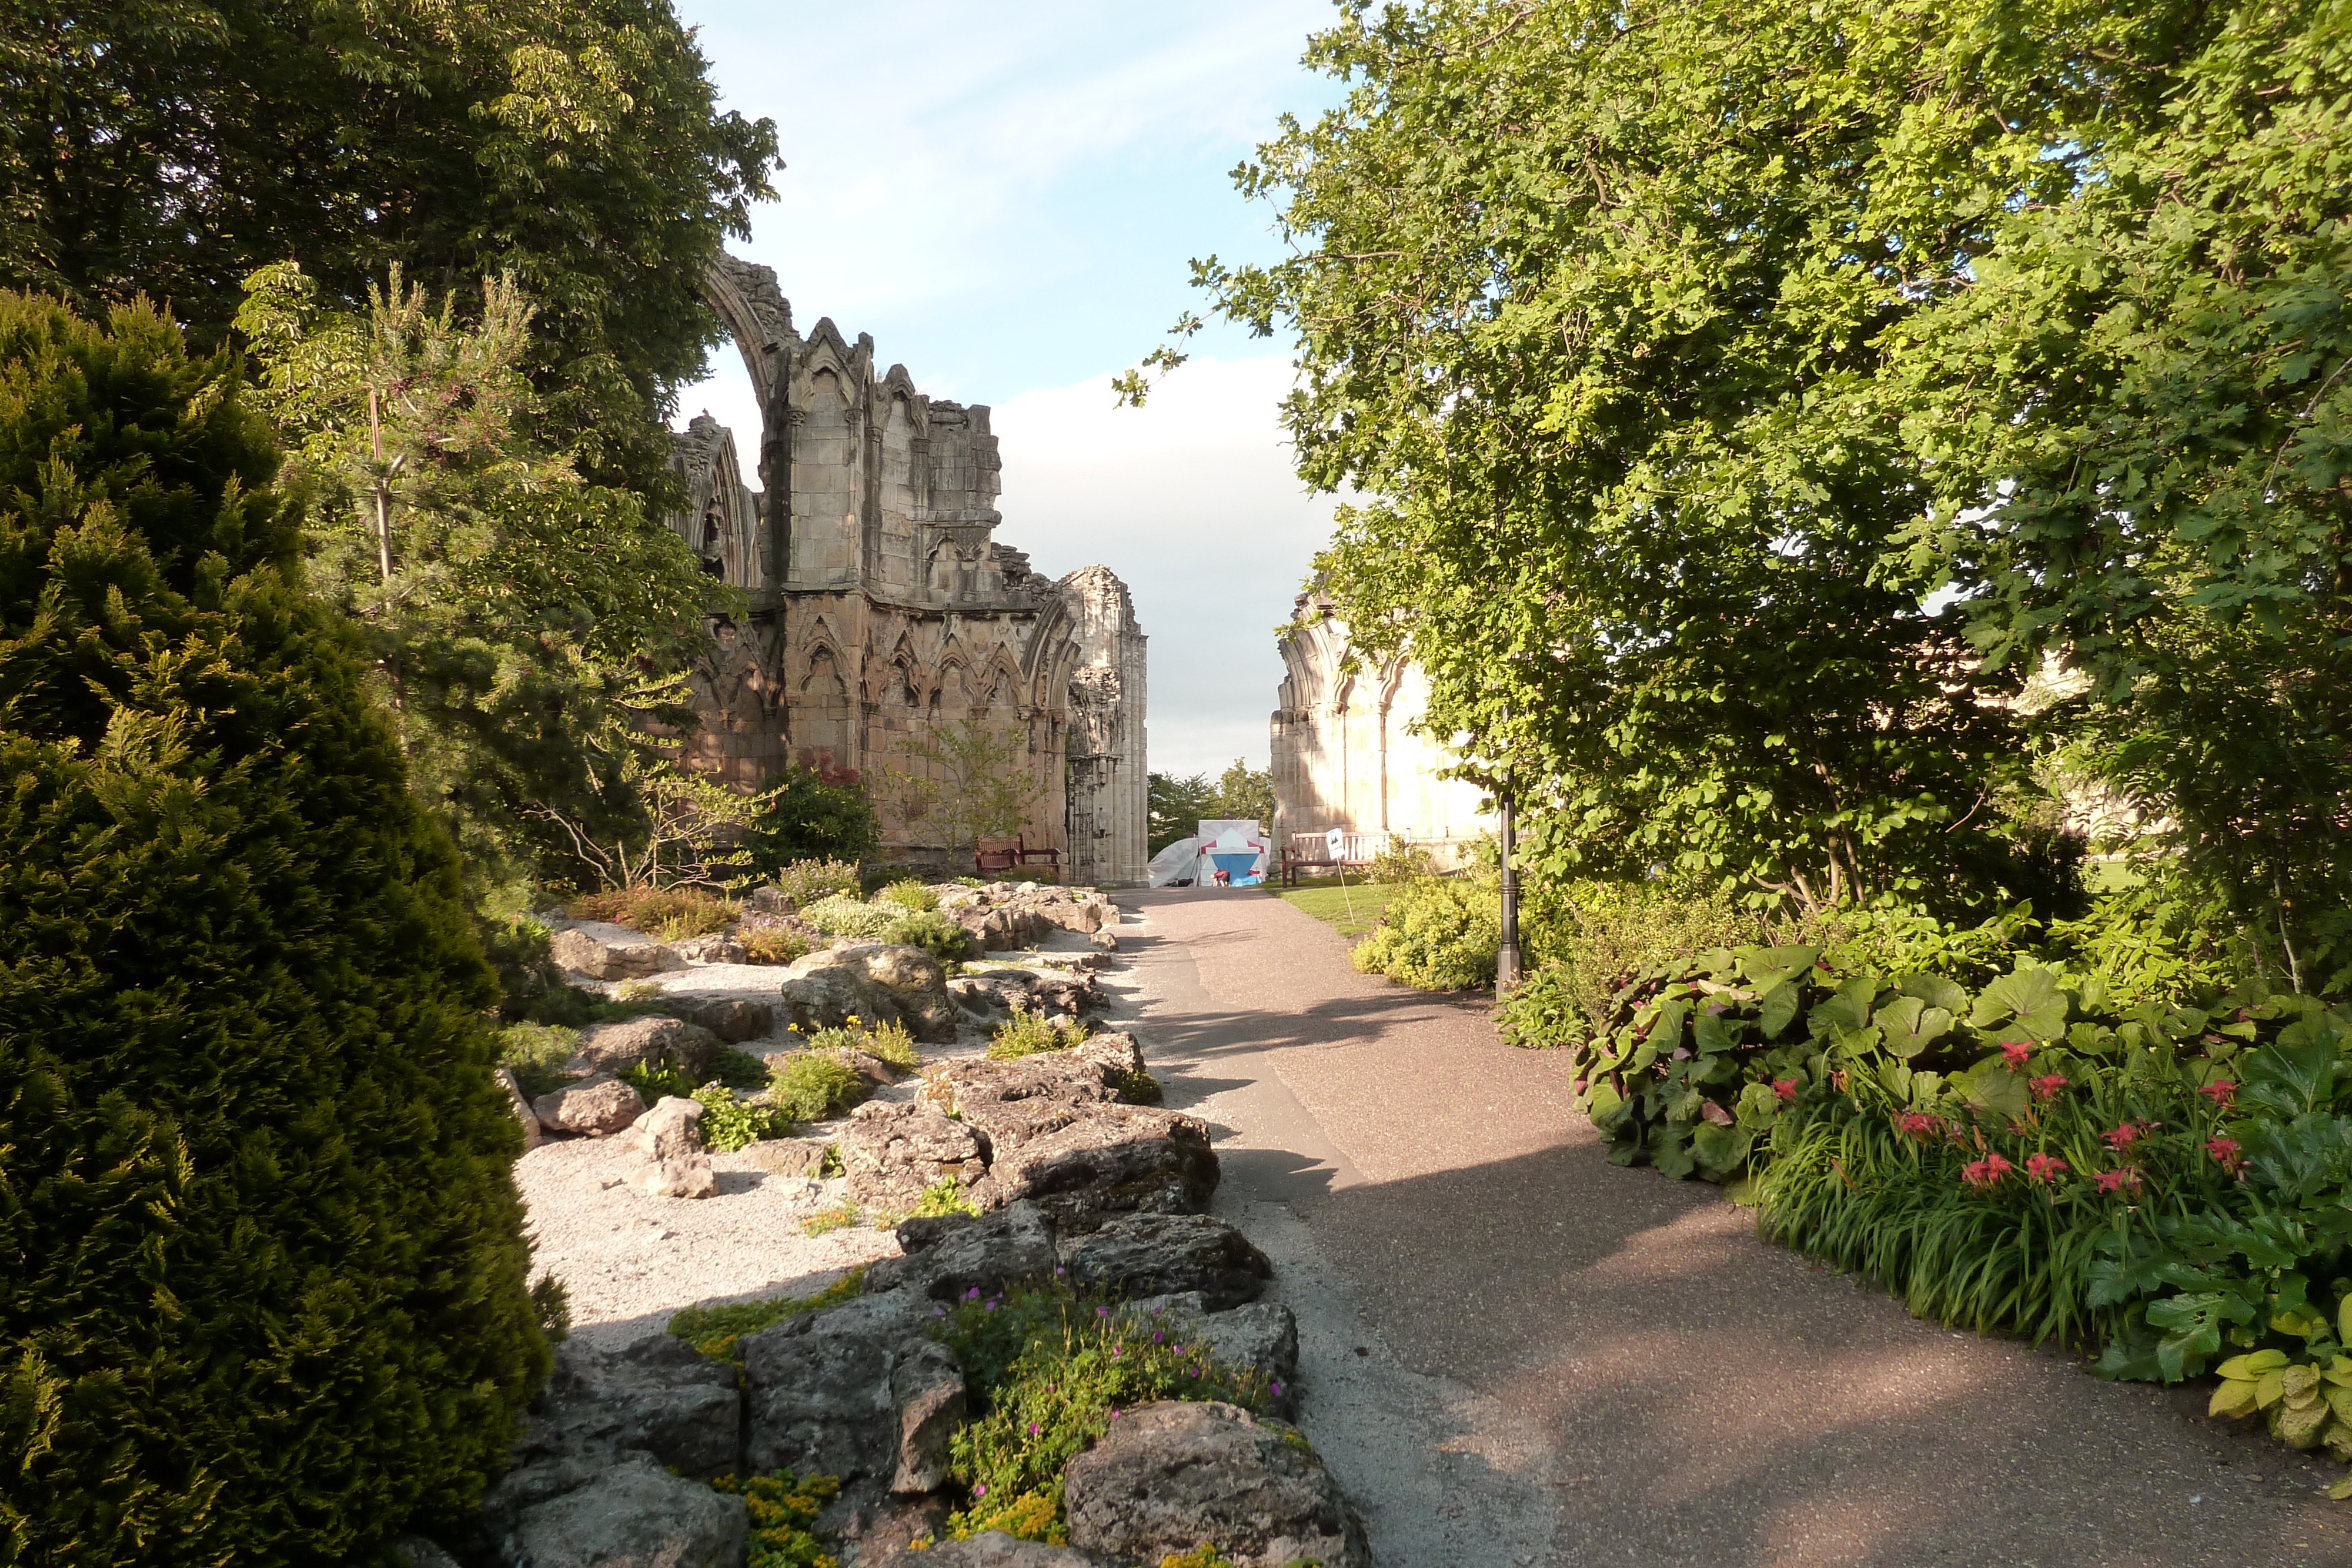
[1147,837,1201,887]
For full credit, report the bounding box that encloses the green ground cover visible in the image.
[1265,880,1404,941]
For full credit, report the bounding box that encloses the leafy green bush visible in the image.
[1501,879,1755,1049]
[1367,840,1442,885]
[768,1051,868,1122]
[480,914,595,1024]
[886,908,978,964]
[1351,875,1498,990]
[934,1281,1275,1536]
[668,1269,866,1362]
[988,1005,1091,1060]
[498,1022,583,1100]
[874,877,940,912]
[738,918,814,965]
[694,1085,789,1152]
[857,1019,921,1071]
[801,894,900,941]
[621,1059,698,1102]
[740,763,880,875]
[0,292,546,1561]
[770,858,863,908]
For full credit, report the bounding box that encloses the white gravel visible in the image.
[516,911,1145,1346]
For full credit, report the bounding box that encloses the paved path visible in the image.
[1118,888,2351,1568]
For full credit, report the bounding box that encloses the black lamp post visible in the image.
[1496,774,1521,993]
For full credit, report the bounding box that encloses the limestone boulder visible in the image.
[530,1074,644,1138]
[741,1289,954,1484]
[889,1340,966,1494]
[666,932,750,966]
[1090,928,1118,952]
[739,1135,831,1178]
[547,927,677,981]
[620,1095,717,1200]
[861,1202,1059,1301]
[1060,1212,1272,1309]
[953,902,1055,952]
[495,1067,542,1151]
[905,1533,1098,1567]
[834,1100,988,1213]
[1124,1293,1299,1414]
[565,1014,727,1080]
[779,943,957,1042]
[523,1332,743,1479]
[505,1454,747,1568]
[663,994,774,1043]
[1060,1401,1369,1568]
[978,1104,1218,1231]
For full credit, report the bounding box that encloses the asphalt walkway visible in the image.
[1120,887,2350,1568]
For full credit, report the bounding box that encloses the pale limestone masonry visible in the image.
[665,253,1148,880]
[1269,593,1484,864]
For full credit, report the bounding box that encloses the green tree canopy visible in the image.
[0,292,546,1562]
[2,0,779,492]
[1152,0,2230,917]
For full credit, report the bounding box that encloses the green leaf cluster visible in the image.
[0,292,546,1561]
[1349,874,1499,990]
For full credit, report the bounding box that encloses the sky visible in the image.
[670,1,1348,778]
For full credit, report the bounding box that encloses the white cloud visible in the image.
[992,355,1340,779]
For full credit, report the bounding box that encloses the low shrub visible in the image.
[801,895,901,941]
[874,878,940,912]
[769,1051,868,1122]
[481,914,594,1025]
[1501,880,1756,1049]
[874,1179,982,1227]
[988,1005,1091,1060]
[620,1059,698,1103]
[668,1269,865,1362]
[770,858,864,909]
[886,908,978,965]
[613,978,667,1001]
[739,761,880,875]
[710,1470,843,1568]
[933,1281,1275,1537]
[739,920,815,966]
[696,1085,790,1152]
[1351,875,1498,990]
[566,884,738,938]
[1367,840,1442,885]
[497,1022,582,1101]
[858,1019,921,1071]
[706,1047,774,1092]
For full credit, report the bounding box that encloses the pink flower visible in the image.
[1772,1078,1799,1104]
[1896,1112,1940,1142]
[2000,1040,2033,1070]
[1962,1152,2014,1189]
[2208,1137,2244,1174]
[2103,1122,2142,1152]
[1270,1381,1284,1396]
[2200,1080,2237,1108]
[973,1484,988,1497]
[2093,1168,2141,1195]
[1028,1423,1041,1436]
[2029,1074,2069,1102]
[2024,1152,2068,1182]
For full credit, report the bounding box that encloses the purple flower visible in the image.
[1095,1306,1109,1317]
[1153,1332,1164,1342]
[973,1483,987,1497]
[1027,1423,1041,1436]
[964,1288,981,1300]
[1270,1382,1283,1396]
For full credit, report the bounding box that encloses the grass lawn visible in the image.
[1265,879,1404,941]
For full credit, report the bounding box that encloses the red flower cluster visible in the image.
[1962,1152,2014,1189]
[2029,1074,2069,1102]
[2094,1168,2143,1196]
[2000,1040,2034,1071]
[2024,1152,2069,1182]
[1772,1078,1800,1104]
[2103,1121,2149,1152]
[2207,1137,2244,1174]
[1896,1111,1945,1142]
[2199,1079,2237,1108]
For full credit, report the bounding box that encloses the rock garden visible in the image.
[432,871,1366,1567]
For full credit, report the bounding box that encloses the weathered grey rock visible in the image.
[1060,1212,1272,1309]
[507,1453,748,1568]
[524,1332,742,1479]
[1124,1293,1299,1414]
[666,932,750,965]
[740,1135,831,1177]
[530,1074,644,1138]
[862,1202,1058,1301]
[904,1532,1097,1567]
[548,927,676,981]
[979,1104,1218,1231]
[834,1099,988,1212]
[1061,1401,1369,1568]
[620,1095,717,1199]
[1089,928,1118,952]
[951,902,1055,952]
[889,1340,965,1494]
[496,1067,543,1151]
[664,994,775,1042]
[741,1289,945,1483]
[390,1536,460,1568]
[946,971,1031,1019]
[930,1052,1119,1150]
[778,942,958,1042]
[748,883,793,914]
[566,1014,727,1080]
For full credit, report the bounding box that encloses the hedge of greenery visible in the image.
[0,294,547,1562]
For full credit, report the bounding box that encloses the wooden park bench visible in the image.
[974,835,1062,881]
[1278,830,1391,887]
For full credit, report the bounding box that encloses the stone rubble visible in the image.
[619,1095,718,1200]
[530,1074,644,1138]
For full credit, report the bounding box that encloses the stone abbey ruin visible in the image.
[667,254,1148,885]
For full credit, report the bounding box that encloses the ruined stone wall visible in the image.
[1060,567,1148,887]
[1269,594,1485,864]
[669,254,1145,875]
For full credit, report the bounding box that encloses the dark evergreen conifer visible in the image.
[0,293,547,1564]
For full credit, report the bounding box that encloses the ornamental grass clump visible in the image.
[988,1004,1091,1059]
[931,1282,1275,1540]
[874,877,940,912]
[769,1049,867,1121]
[0,293,547,1561]
[566,884,737,938]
